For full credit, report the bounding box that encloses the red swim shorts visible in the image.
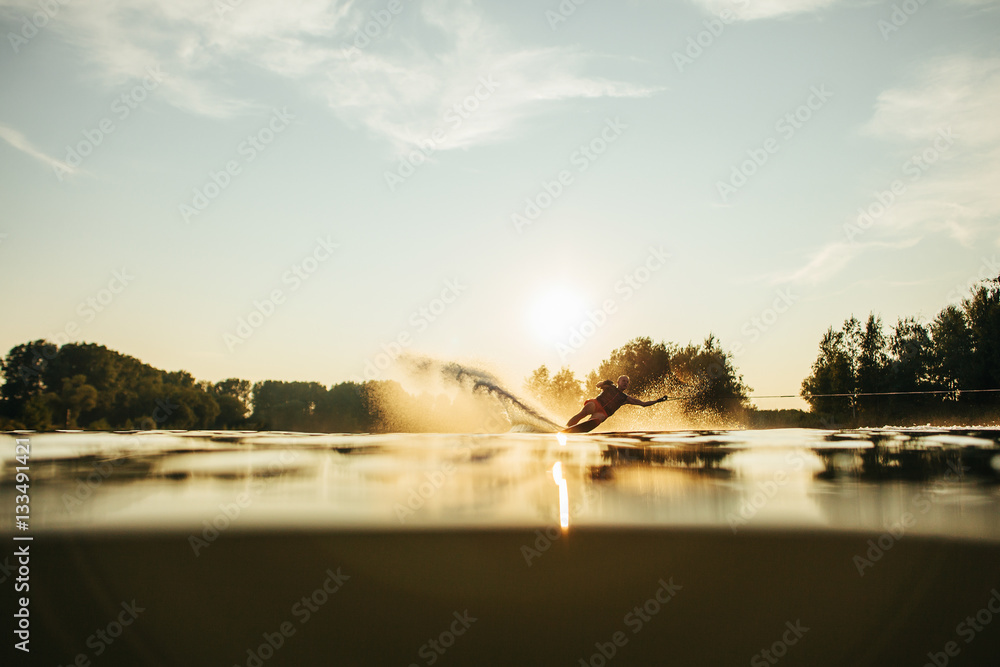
[584,399,608,420]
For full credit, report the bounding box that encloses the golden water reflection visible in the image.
[551,461,569,530]
[2,429,999,540]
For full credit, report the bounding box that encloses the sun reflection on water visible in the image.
[552,461,569,530]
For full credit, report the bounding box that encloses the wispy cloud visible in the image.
[687,0,1000,22]
[771,237,923,285]
[0,123,77,175]
[864,54,1000,246]
[775,54,1000,286]
[775,240,857,284]
[686,0,841,21]
[0,0,658,150]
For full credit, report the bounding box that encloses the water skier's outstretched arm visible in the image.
[625,395,664,408]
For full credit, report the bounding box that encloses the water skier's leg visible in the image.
[566,401,596,427]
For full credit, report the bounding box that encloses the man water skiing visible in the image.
[564,375,666,433]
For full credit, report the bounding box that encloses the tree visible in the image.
[549,367,584,414]
[0,340,57,417]
[840,315,862,385]
[57,375,98,428]
[801,314,893,424]
[801,327,854,422]
[588,337,677,396]
[213,378,251,428]
[855,314,889,420]
[886,317,934,417]
[250,380,328,431]
[800,275,999,424]
[320,382,371,432]
[523,365,584,416]
[670,335,750,417]
[0,340,235,430]
[44,343,119,415]
[23,392,59,430]
[169,386,220,429]
[524,366,552,405]
[524,365,584,416]
[930,305,974,394]
[888,317,933,389]
[963,276,1000,395]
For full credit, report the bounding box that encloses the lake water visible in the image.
[3,428,1000,665]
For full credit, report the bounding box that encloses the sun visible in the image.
[527,285,588,343]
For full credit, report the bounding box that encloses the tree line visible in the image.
[0,341,375,432]
[2,275,993,432]
[801,276,1000,425]
[0,334,751,432]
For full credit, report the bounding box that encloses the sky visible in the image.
[1,0,999,411]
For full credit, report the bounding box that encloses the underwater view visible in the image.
[4,426,1000,665]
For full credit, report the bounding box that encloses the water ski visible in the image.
[561,421,601,434]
